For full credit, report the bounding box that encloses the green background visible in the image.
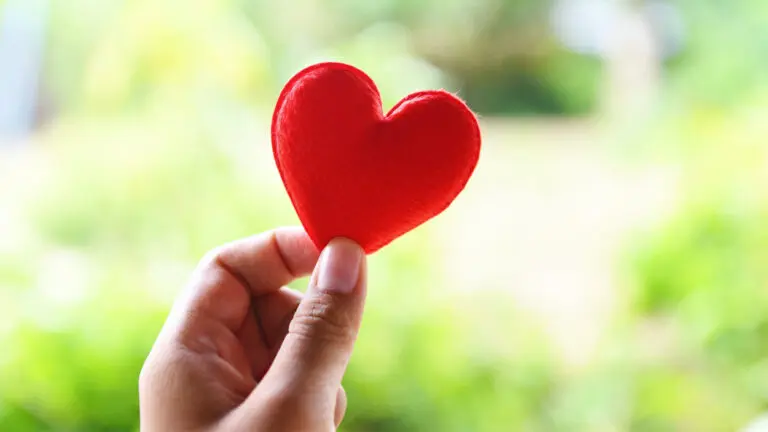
[2,0,768,430]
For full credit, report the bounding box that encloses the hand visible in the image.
[139,227,367,431]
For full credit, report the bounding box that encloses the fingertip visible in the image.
[314,238,365,295]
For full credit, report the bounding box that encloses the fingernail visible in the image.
[316,238,363,294]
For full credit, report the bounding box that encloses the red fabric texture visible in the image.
[272,62,481,254]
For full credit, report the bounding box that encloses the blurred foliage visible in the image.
[629,102,768,430]
[667,0,768,108]
[2,0,768,430]
[624,2,768,429]
[41,0,598,117]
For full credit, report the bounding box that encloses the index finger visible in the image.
[173,227,320,332]
[212,227,320,295]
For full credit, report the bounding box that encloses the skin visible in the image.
[139,227,367,431]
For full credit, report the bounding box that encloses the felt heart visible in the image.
[272,62,481,254]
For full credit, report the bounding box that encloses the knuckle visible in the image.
[198,246,225,269]
[288,294,356,345]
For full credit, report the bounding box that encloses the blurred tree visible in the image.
[629,100,768,429]
[43,0,602,117]
[666,0,768,107]
[402,0,602,115]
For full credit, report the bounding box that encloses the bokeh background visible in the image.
[1,0,768,430]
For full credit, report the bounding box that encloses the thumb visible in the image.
[262,237,367,398]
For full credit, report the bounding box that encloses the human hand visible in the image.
[139,228,367,431]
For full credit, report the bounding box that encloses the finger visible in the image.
[334,386,347,428]
[171,227,319,333]
[237,287,303,379]
[259,238,367,399]
[254,287,303,351]
[210,227,319,296]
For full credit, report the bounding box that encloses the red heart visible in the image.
[272,62,481,254]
